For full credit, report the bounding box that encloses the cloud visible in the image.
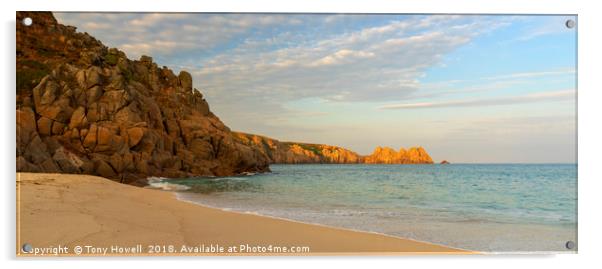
[483,69,575,80]
[191,15,507,104]
[409,67,575,100]
[54,13,305,59]
[310,49,375,67]
[379,89,574,110]
[54,13,514,104]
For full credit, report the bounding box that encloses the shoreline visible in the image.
[172,192,476,253]
[16,172,473,256]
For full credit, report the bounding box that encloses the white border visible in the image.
[2,0,601,268]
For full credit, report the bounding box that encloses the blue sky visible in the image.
[55,13,577,163]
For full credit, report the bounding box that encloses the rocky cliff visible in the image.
[16,12,270,184]
[233,132,434,164]
[232,132,362,164]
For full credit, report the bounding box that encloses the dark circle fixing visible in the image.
[565,240,575,250]
[22,243,33,253]
[565,19,575,29]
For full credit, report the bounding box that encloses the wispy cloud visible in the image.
[55,13,304,59]
[192,15,511,104]
[482,69,575,80]
[409,67,575,100]
[379,89,574,110]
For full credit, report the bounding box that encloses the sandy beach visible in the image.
[16,172,471,256]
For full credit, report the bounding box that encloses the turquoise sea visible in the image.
[149,164,577,253]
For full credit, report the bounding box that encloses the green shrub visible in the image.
[298,144,322,156]
[103,53,118,66]
[16,60,50,92]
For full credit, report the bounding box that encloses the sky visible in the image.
[54,13,577,163]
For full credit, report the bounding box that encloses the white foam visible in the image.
[146,176,167,181]
[146,177,190,191]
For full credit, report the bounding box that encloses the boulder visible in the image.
[109,153,124,173]
[100,90,129,113]
[39,158,60,172]
[51,121,66,135]
[84,66,103,89]
[122,151,135,172]
[24,135,50,164]
[95,125,124,153]
[70,128,80,140]
[17,156,38,172]
[75,69,87,89]
[134,153,149,175]
[86,85,104,104]
[188,138,215,160]
[68,106,88,129]
[178,71,193,91]
[82,123,98,149]
[126,127,145,148]
[95,159,116,178]
[36,116,52,136]
[114,105,142,124]
[16,108,38,151]
[52,147,83,173]
[140,55,153,65]
[32,77,60,109]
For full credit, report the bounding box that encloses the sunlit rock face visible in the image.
[233,132,434,164]
[16,12,270,183]
[364,146,434,164]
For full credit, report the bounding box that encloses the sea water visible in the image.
[152,164,577,253]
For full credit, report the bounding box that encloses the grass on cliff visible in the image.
[16,59,50,92]
[299,144,322,156]
[282,142,323,156]
[103,53,119,66]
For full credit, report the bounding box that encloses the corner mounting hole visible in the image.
[565,240,575,250]
[22,17,32,26]
[565,19,575,29]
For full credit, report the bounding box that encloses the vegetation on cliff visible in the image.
[232,132,362,164]
[16,12,270,183]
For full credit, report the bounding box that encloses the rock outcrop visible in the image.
[16,12,270,183]
[440,160,450,164]
[232,132,362,164]
[364,146,434,164]
[233,132,434,164]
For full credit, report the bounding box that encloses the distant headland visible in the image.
[233,132,433,164]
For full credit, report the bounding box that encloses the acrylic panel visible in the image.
[16,11,577,256]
